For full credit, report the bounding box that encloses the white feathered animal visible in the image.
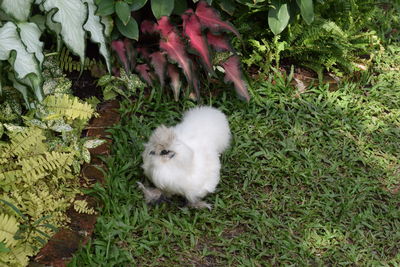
[140,106,231,210]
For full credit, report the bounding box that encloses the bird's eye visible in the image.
[149,151,155,155]
[160,150,169,155]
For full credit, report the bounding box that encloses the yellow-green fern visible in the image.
[42,94,94,121]
[0,213,19,248]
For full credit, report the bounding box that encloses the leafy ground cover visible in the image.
[70,43,400,266]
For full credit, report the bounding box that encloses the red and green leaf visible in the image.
[182,10,212,71]
[150,52,167,87]
[111,40,129,72]
[123,39,136,70]
[195,1,240,38]
[206,32,232,51]
[221,56,250,101]
[167,64,181,101]
[135,64,154,86]
[156,17,193,85]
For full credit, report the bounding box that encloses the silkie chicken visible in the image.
[139,106,231,210]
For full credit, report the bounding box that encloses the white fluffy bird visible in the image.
[139,106,231,210]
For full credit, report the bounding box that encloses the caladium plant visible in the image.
[111,0,250,101]
[0,0,110,106]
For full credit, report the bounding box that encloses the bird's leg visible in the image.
[187,200,212,211]
[137,182,163,203]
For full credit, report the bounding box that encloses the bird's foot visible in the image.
[137,182,163,203]
[187,201,212,211]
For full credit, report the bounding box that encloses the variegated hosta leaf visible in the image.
[43,0,87,66]
[0,22,42,94]
[83,0,111,72]
[0,0,34,21]
[45,9,62,51]
[83,139,106,149]
[18,22,44,67]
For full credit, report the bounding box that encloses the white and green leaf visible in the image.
[43,0,87,66]
[83,0,111,72]
[0,22,43,101]
[18,22,44,66]
[0,0,34,21]
[83,139,106,149]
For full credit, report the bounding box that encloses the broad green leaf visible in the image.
[151,0,174,19]
[101,15,113,37]
[83,139,106,149]
[0,22,43,101]
[296,0,314,25]
[18,22,44,66]
[131,0,147,11]
[219,0,236,16]
[268,0,290,35]
[83,0,111,72]
[43,0,87,66]
[115,1,131,25]
[45,9,62,51]
[116,16,139,40]
[172,0,187,15]
[95,0,115,16]
[0,0,34,21]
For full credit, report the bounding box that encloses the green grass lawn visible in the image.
[70,46,400,266]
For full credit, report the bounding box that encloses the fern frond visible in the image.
[73,199,95,214]
[0,213,19,248]
[42,95,94,121]
[8,128,46,157]
[18,152,73,184]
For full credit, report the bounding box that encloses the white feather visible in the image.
[141,106,231,206]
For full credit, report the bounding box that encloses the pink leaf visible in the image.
[221,56,250,101]
[135,64,154,86]
[206,32,232,51]
[150,52,167,87]
[111,40,129,72]
[141,20,156,34]
[167,64,181,101]
[156,17,193,85]
[123,39,136,70]
[195,1,240,38]
[182,10,212,71]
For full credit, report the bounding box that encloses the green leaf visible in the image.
[84,139,106,149]
[296,0,314,25]
[172,0,187,15]
[82,147,91,163]
[268,0,290,35]
[116,16,139,40]
[0,241,10,253]
[95,0,115,16]
[0,22,43,101]
[115,1,131,25]
[219,0,236,16]
[131,0,147,11]
[43,0,87,66]
[83,0,111,72]
[0,0,34,21]
[151,0,174,19]
[0,199,27,220]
